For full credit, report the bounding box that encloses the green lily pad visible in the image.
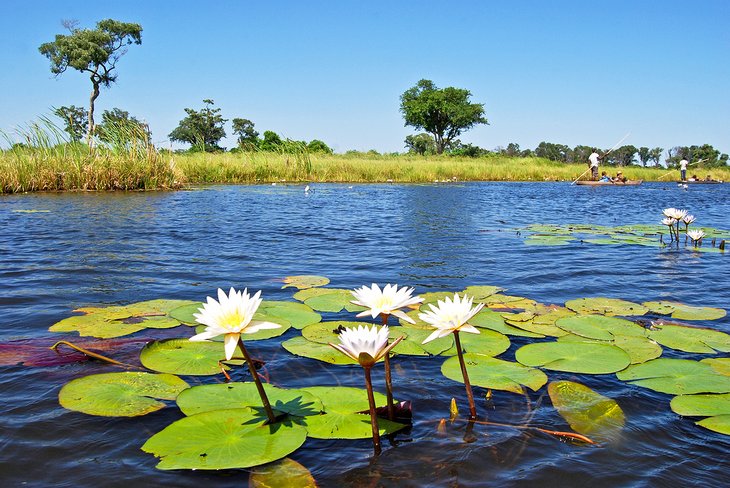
[281,275,330,290]
[442,329,510,357]
[565,297,648,317]
[301,289,366,313]
[281,336,357,365]
[59,372,189,417]
[176,382,323,417]
[555,315,646,340]
[391,327,453,356]
[557,334,662,365]
[50,299,194,338]
[696,415,730,435]
[647,323,730,354]
[142,408,308,470]
[303,411,405,439]
[301,386,390,413]
[140,339,232,376]
[515,342,631,374]
[643,301,678,315]
[548,380,625,441]
[617,358,730,394]
[462,285,503,300]
[670,303,725,321]
[168,302,203,325]
[441,354,547,394]
[261,303,321,329]
[301,321,373,344]
[671,393,730,417]
[249,458,317,488]
[473,310,544,338]
[524,235,573,246]
[701,358,730,376]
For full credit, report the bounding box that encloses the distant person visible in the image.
[705,175,713,182]
[613,171,627,183]
[588,149,601,180]
[689,174,698,182]
[680,158,688,181]
[598,171,612,182]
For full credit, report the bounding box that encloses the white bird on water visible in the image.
[304,185,311,194]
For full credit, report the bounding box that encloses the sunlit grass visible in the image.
[2,121,729,193]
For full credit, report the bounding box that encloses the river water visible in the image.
[1,182,728,487]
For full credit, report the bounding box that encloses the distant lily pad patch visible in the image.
[565,297,648,316]
[617,358,730,395]
[281,275,330,290]
[59,372,189,417]
[643,301,726,321]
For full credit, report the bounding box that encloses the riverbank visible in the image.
[2,148,728,193]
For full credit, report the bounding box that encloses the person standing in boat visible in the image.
[588,149,601,180]
[680,158,688,181]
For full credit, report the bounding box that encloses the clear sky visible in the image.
[1,1,728,156]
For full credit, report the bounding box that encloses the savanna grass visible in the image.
[3,121,729,193]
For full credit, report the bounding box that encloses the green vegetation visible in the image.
[39,19,143,144]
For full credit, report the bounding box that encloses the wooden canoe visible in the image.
[575,180,643,186]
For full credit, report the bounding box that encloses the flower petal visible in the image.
[223,333,239,360]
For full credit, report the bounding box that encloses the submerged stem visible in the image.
[238,337,276,424]
[363,365,382,455]
[453,331,477,420]
[50,341,141,369]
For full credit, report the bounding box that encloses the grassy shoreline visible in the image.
[2,149,729,194]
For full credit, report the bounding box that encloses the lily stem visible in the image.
[363,365,382,455]
[453,331,477,420]
[238,337,276,424]
[380,313,395,421]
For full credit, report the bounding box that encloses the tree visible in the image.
[259,130,283,152]
[53,105,88,142]
[169,99,227,152]
[400,79,488,154]
[404,133,436,155]
[231,118,259,150]
[648,147,664,167]
[39,19,143,144]
[638,147,651,167]
[572,145,594,165]
[606,145,637,167]
[307,139,333,154]
[96,108,150,145]
[535,142,570,162]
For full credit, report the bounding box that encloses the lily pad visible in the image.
[59,372,189,417]
[51,299,195,338]
[142,408,308,470]
[671,303,725,321]
[441,354,547,394]
[472,310,544,338]
[462,285,503,300]
[670,393,730,417]
[391,327,453,356]
[555,315,646,340]
[697,415,730,435]
[141,339,248,375]
[515,342,631,374]
[282,275,330,290]
[557,334,662,365]
[301,289,366,313]
[176,382,323,417]
[616,358,730,395]
[565,297,648,317]
[249,458,317,488]
[701,358,730,376]
[647,323,730,354]
[442,329,511,357]
[548,380,625,441]
[301,321,375,344]
[303,411,405,439]
[281,336,356,365]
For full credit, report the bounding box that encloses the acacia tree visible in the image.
[231,118,259,150]
[400,79,488,154]
[39,19,143,145]
[96,108,150,144]
[53,105,88,142]
[169,100,227,152]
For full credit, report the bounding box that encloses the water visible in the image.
[1,182,729,487]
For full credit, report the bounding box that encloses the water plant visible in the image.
[329,324,404,454]
[420,293,485,420]
[350,283,423,419]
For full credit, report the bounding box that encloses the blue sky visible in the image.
[1,1,728,156]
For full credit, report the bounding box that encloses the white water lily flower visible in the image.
[687,229,705,243]
[419,293,484,344]
[190,287,281,360]
[351,283,423,324]
[683,214,696,225]
[661,217,676,227]
[663,208,687,220]
[330,324,403,367]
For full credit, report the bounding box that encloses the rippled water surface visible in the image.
[1,182,729,487]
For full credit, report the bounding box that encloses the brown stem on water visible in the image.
[363,365,382,455]
[238,337,276,424]
[50,341,141,369]
[380,313,395,421]
[453,331,477,420]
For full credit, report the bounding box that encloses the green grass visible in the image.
[2,121,729,193]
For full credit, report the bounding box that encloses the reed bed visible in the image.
[2,121,729,193]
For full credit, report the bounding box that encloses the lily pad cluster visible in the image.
[47,275,730,478]
[516,222,729,252]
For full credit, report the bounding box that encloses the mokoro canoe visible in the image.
[575,180,643,186]
[677,180,724,184]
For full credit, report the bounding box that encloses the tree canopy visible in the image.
[400,79,488,154]
[169,99,227,152]
[53,105,88,142]
[231,118,259,150]
[39,19,142,144]
[96,108,150,145]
